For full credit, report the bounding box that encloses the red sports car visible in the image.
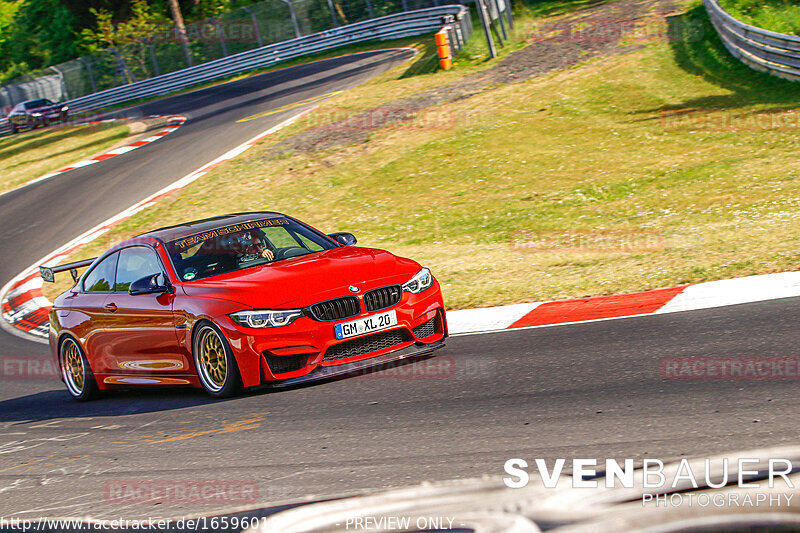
[42,212,447,400]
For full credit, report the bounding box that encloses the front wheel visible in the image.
[193,322,241,398]
[60,337,100,401]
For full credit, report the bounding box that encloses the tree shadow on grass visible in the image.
[0,124,123,162]
[634,4,799,120]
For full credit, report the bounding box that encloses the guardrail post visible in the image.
[365,0,375,20]
[491,0,508,40]
[477,0,497,58]
[50,66,70,101]
[149,43,161,77]
[78,58,97,95]
[242,6,264,46]
[111,47,137,84]
[282,0,302,39]
[326,0,339,27]
[401,0,409,11]
[215,19,229,56]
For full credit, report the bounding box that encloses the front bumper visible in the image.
[216,285,447,387]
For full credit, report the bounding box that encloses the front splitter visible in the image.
[270,339,446,388]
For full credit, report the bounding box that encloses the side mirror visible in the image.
[329,232,357,246]
[129,273,170,295]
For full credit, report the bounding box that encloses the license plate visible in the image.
[335,310,397,340]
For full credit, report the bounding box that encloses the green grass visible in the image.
[718,0,800,36]
[0,123,130,194]
[45,1,800,310]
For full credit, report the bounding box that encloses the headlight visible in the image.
[230,309,302,328]
[402,268,434,294]
[32,113,41,117]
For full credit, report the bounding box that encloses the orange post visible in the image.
[436,29,452,70]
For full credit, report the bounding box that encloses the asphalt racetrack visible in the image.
[1,49,799,522]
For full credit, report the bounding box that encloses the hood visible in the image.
[179,246,421,309]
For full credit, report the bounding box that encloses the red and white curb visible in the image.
[2,116,186,198]
[0,108,317,343]
[448,271,800,335]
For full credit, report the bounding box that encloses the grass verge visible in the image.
[45,1,800,310]
[0,123,130,195]
[718,0,800,36]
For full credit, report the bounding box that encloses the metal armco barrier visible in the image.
[0,6,471,135]
[704,0,800,82]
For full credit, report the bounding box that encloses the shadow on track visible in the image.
[0,387,221,424]
[0,353,439,423]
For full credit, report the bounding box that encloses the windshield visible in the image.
[164,217,338,281]
[25,99,53,109]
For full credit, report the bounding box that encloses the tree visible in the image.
[82,0,161,82]
[167,0,193,67]
[1,0,79,79]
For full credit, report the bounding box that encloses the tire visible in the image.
[193,321,242,398]
[60,337,100,401]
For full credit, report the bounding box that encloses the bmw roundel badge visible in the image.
[349,285,360,293]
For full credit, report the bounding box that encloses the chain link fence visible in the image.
[0,0,468,113]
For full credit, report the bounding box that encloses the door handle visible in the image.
[104,303,118,312]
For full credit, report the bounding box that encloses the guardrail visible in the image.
[0,5,471,135]
[704,0,800,82]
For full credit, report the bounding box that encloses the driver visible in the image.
[239,230,274,262]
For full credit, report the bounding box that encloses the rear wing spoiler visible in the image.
[39,258,97,283]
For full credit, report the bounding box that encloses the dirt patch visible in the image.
[266,0,679,159]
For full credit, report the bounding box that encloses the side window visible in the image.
[115,247,164,292]
[83,253,119,292]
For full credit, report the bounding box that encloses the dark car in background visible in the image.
[8,98,69,133]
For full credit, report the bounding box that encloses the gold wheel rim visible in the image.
[199,329,227,389]
[63,341,84,393]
